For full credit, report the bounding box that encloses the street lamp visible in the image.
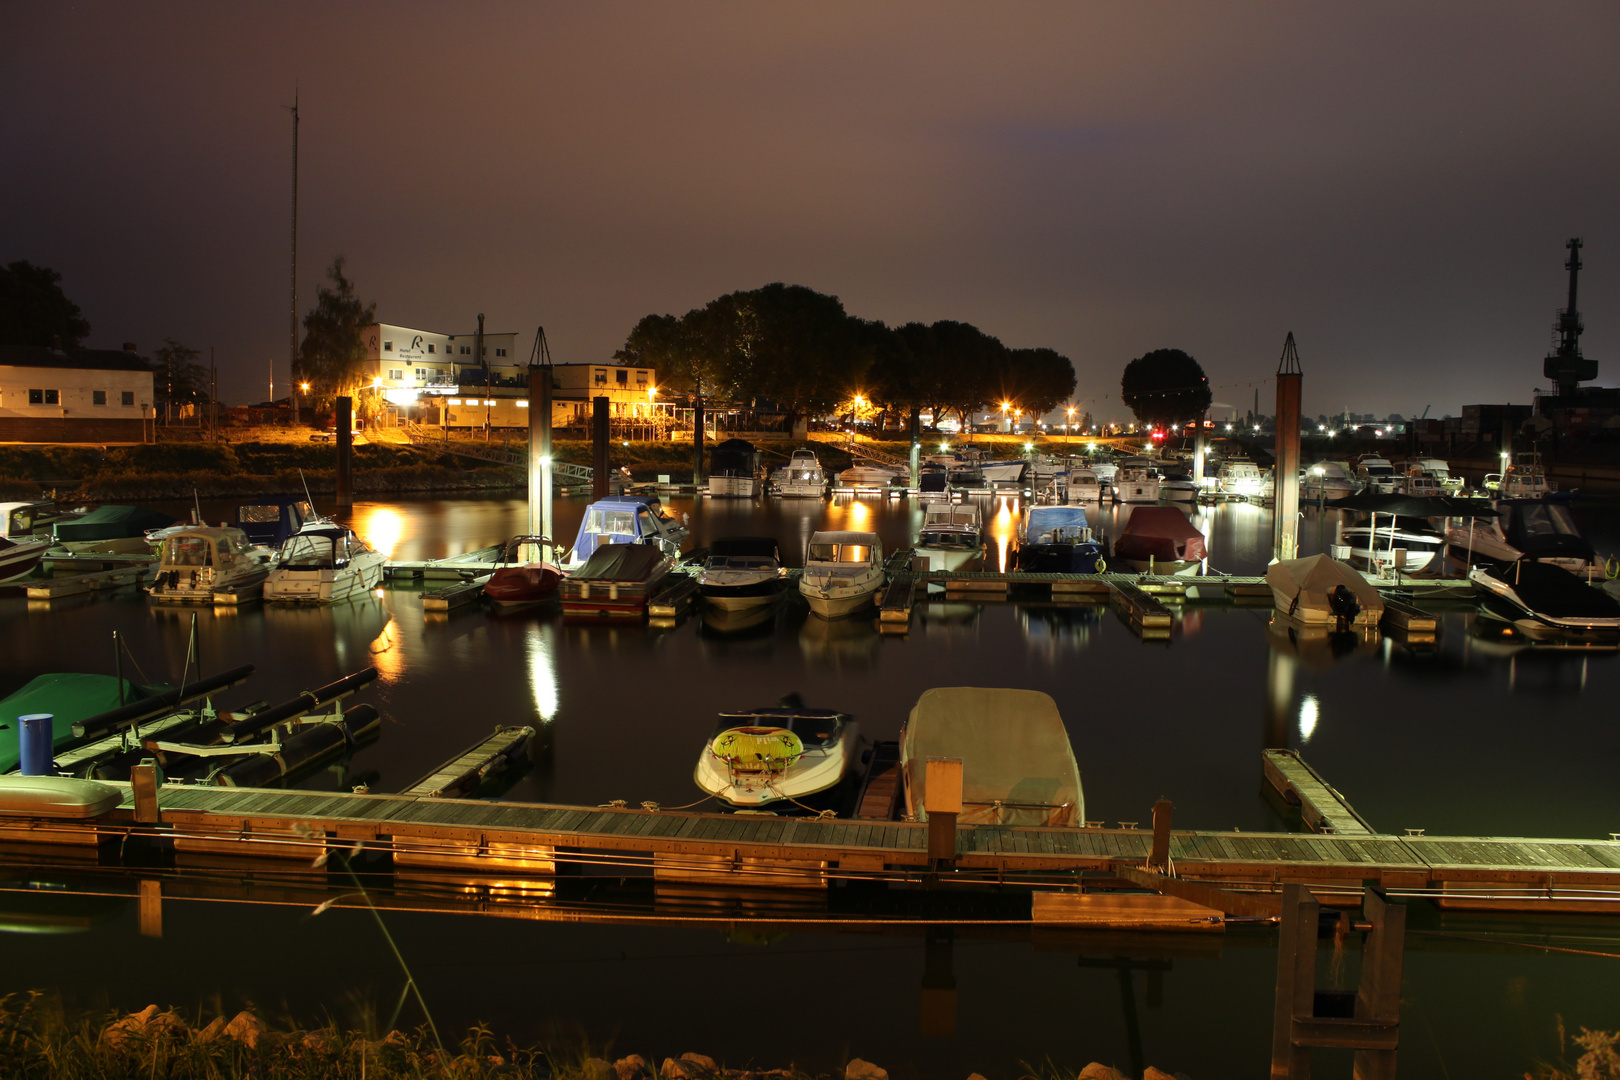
[298,381,310,426]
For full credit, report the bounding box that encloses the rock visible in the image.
[221,1010,268,1048]
[581,1058,615,1080]
[846,1060,889,1080]
[1078,1066,1126,1080]
[967,1074,991,1080]
[194,1016,228,1044]
[616,1054,650,1080]
[681,1053,718,1070]
[101,1005,186,1051]
[662,1056,719,1078]
[1142,1069,1178,1080]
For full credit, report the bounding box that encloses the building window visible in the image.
[637,370,649,385]
[28,389,59,405]
[384,342,393,352]
[93,390,107,406]
[388,369,402,381]
[122,391,135,406]
[415,368,427,379]
[615,369,628,386]
[427,344,435,354]
[496,348,507,357]
[594,369,607,385]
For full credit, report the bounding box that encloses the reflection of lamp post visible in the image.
[1001,401,1010,433]
[1311,465,1326,552]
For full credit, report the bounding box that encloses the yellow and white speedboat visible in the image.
[693,704,860,809]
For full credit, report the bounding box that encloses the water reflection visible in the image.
[798,611,881,667]
[1019,602,1102,657]
[353,505,405,558]
[525,623,560,721]
[1297,694,1319,742]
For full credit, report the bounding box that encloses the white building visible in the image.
[357,323,521,407]
[0,344,154,444]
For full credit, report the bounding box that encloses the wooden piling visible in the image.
[925,757,962,866]
[335,396,353,508]
[1273,334,1302,562]
[591,396,609,501]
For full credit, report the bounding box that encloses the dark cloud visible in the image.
[3,1,1617,416]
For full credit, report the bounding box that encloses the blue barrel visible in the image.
[18,714,54,776]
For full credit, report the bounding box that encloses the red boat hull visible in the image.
[483,564,561,606]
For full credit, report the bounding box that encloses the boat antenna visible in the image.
[193,488,202,526]
[299,468,316,513]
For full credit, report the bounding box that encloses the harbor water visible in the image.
[2,492,1619,1078]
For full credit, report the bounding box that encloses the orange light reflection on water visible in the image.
[989,495,1019,572]
[354,506,405,558]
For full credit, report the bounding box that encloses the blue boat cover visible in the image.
[1026,505,1088,539]
[573,497,665,560]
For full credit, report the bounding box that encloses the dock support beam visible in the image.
[591,396,609,501]
[527,358,552,540]
[1193,409,1207,496]
[1273,334,1302,563]
[335,396,353,509]
[693,393,706,487]
[919,926,956,1037]
[924,756,962,868]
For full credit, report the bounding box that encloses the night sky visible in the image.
[4,2,1618,419]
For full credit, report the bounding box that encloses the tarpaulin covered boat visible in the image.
[52,505,178,554]
[1266,554,1383,629]
[560,542,673,618]
[900,687,1083,827]
[1112,507,1206,574]
[1470,559,1620,642]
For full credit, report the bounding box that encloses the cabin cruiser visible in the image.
[693,702,860,809]
[560,542,674,617]
[236,496,320,548]
[1217,458,1266,498]
[0,503,52,585]
[837,463,905,491]
[1266,554,1383,631]
[1340,516,1445,574]
[1113,506,1206,575]
[1159,462,1199,502]
[799,530,885,617]
[901,687,1083,827]
[1112,462,1161,504]
[699,536,789,610]
[1354,456,1400,495]
[1301,462,1359,501]
[1016,505,1106,573]
[770,448,827,498]
[568,496,688,565]
[1445,500,1602,577]
[1492,453,1556,500]
[1409,458,1463,494]
[483,536,563,608]
[1396,471,1445,498]
[916,462,952,499]
[52,505,179,555]
[262,524,386,603]
[708,438,759,498]
[914,505,985,572]
[1065,468,1103,502]
[149,527,274,603]
[1470,559,1620,643]
[1088,459,1119,486]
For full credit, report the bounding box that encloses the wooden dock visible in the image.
[1111,581,1174,630]
[1262,749,1374,835]
[400,726,534,798]
[1381,598,1440,635]
[421,575,491,612]
[26,565,146,600]
[854,740,903,820]
[8,754,1620,916]
[648,575,700,618]
[384,545,503,581]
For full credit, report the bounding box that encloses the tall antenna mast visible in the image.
[282,92,300,405]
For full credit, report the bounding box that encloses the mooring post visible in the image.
[924,756,962,867]
[1273,334,1303,563]
[1148,798,1173,871]
[909,405,921,490]
[1271,883,1320,1078]
[527,360,552,539]
[1353,886,1406,1080]
[130,759,162,824]
[693,393,706,487]
[1193,409,1208,496]
[335,395,353,509]
[591,396,610,501]
[919,925,957,1037]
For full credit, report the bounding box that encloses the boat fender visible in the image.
[1607,556,1619,581]
[1094,557,1106,574]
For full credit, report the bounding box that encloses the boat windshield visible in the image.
[1362,464,1394,476]
[164,536,214,567]
[919,530,978,548]
[584,508,639,536]
[705,556,777,571]
[713,713,844,749]
[808,543,872,563]
[1518,503,1580,537]
[281,534,350,569]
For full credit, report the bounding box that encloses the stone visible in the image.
[662,1056,719,1078]
[221,1010,268,1048]
[845,1060,889,1080]
[101,1005,187,1051]
[1142,1069,1178,1080]
[581,1057,615,1080]
[681,1053,718,1071]
[967,1074,991,1080]
[194,1017,227,1044]
[1077,1066,1126,1080]
[616,1054,650,1080]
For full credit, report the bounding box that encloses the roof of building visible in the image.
[0,344,153,373]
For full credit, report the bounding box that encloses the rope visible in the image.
[639,793,718,812]
[1409,929,1620,961]
[764,782,837,819]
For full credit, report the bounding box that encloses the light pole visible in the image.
[1311,465,1326,553]
[299,382,310,427]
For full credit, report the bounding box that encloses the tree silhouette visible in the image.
[1121,348,1212,428]
[296,257,376,405]
[0,261,90,348]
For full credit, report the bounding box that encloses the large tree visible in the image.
[1121,348,1213,429]
[296,256,376,405]
[152,339,209,420]
[0,261,91,347]
[1001,347,1077,418]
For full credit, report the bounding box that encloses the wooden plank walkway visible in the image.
[854,741,902,820]
[5,778,1605,912]
[421,575,491,612]
[400,726,534,798]
[26,565,146,600]
[1111,582,1174,628]
[384,545,503,581]
[1382,598,1440,634]
[1262,749,1374,835]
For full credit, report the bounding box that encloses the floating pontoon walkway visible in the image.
[10,765,1619,914]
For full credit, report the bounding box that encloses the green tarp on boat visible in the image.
[52,505,176,544]
[0,674,160,773]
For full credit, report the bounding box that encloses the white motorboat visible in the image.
[699,536,790,610]
[1340,518,1445,574]
[1089,460,1119,486]
[1354,456,1400,495]
[1470,560,1620,642]
[799,530,885,617]
[1497,453,1556,499]
[1158,462,1199,502]
[148,527,274,603]
[568,496,689,565]
[837,464,905,491]
[262,524,386,603]
[1217,458,1266,498]
[1446,499,1602,577]
[693,703,861,809]
[1112,462,1161,503]
[901,687,1083,827]
[914,505,985,572]
[1301,462,1359,501]
[51,505,179,555]
[0,503,52,585]
[770,448,827,498]
[1409,458,1464,494]
[1066,468,1103,502]
[1396,471,1445,498]
[707,438,759,498]
[979,459,1029,489]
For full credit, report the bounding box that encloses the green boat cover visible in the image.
[53,505,176,543]
[0,674,161,773]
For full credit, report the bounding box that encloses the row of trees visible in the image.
[614,283,1077,431]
